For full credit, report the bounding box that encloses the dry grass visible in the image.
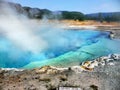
[60,20,120,26]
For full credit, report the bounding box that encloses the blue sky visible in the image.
[9,0,120,14]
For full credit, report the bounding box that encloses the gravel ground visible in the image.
[0,60,120,90]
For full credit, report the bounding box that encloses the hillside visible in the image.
[86,12,120,22]
[0,1,120,21]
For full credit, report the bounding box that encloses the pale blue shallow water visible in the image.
[0,30,120,68]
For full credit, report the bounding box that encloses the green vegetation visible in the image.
[104,14,120,22]
[61,11,85,21]
[86,12,120,22]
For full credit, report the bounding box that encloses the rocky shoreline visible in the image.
[0,53,120,90]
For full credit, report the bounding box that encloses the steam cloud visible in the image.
[0,2,83,68]
[0,3,47,53]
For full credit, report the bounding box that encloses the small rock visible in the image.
[39,78,51,82]
[58,75,67,81]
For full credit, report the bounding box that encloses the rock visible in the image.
[77,54,120,71]
[35,66,68,74]
[0,1,28,16]
[71,66,83,73]
[58,75,67,81]
[24,7,42,18]
[0,1,52,19]
[90,85,98,90]
[84,85,98,90]
[35,66,58,74]
[39,78,51,82]
[25,85,37,90]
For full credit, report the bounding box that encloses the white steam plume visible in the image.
[0,3,47,53]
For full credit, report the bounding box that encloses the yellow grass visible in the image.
[60,20,120,26]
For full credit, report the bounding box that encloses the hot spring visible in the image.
[0,3,120,69]
[0,27,120,69]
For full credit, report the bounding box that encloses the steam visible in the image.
[0,3,47,53]
[0,1,120,68]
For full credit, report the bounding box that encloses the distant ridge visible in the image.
[86,12,120,18]
[85,12,120,22]
[0,1,120,21]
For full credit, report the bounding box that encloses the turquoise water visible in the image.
[0,30,120,69]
